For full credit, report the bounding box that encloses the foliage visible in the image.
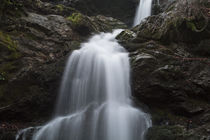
[0,31,17,52]
[67,13,83,25]
[56,4,64,12]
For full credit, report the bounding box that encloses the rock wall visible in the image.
[61,0,137,25]
[0,0,127,136]
[117,0,210,139]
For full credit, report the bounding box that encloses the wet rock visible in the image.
[116,29,136,43]
[117,0,210,137]
[132,0,210,45]
[118,0,210,112]
[66,13,127,36]
[0,0,127,124]
[62,0,137,25]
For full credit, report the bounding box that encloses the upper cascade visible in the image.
[133,0,153,26]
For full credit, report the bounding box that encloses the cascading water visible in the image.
[133,0,153,26]
[16,30,152,140]
[157,0,160,5]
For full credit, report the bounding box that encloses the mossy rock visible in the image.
[56,4,64,12]
[0,31,21,80]
[66,13,84,25]
[186,18,207,33]
[0,31,17,51]
[66,12,94,36]
[0,31,21,58]
[116,29,136,43]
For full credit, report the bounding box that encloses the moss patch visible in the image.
[186,21,197,32]
[66,13,83,25]
[0,31,17,51]
[0,31,21,59]
[0,31,21,80]
[56,4,64,12]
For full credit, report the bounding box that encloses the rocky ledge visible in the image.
[118,0,210,139]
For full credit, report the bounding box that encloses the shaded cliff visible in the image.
[118,0,210,139]
[0,0,127,137]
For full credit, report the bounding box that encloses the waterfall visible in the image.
[157,0,160,5]
[133,0,153,26]
[16,30,152,140]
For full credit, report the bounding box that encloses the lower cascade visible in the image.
[17,30,152,140]
[133,0,153,26]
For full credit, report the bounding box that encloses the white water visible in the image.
[157,0,160,5]
[16,30,152,140]
[133,0,153,26]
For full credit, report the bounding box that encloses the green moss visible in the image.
[66,13,83,25]
[186,21,197,32]
[0,31,22,59]
[186,19,206,32]
[56,4,64,12]
[0,31,17,51]
[0,31,21,80]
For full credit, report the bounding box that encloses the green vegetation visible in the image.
[0,31,21,81]
[186,21,198,32]
[67,13,83,25]
[0,31,17,51]
[56,4,64,12]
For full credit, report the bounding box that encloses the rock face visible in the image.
[0,0,126,131]
[118,0,210,139]
[61,0,138,25]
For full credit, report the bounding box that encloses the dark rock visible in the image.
[0,130,16,140]
[132,0,210,45]
[66,13,127,36]
[117,0,210,136]
[62,0,137,26]
[118,0,210,111]
[0,0,127,125]
[146,125,210,140]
